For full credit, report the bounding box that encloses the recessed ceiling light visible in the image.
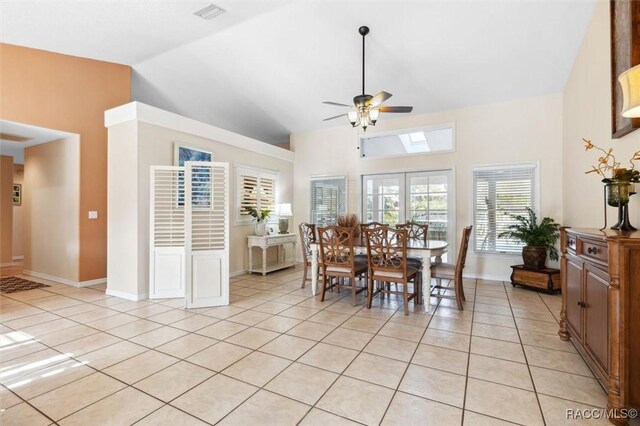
[194,4,225,20]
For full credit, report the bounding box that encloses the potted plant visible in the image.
[247,207,271,236]
[498,207,560,270]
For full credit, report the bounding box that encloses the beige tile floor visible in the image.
[0,266,614,425]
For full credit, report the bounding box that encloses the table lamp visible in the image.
[277,203,293,234]
[619,64,640,118]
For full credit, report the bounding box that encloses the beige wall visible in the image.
[0,43,131,281]
[137,122,294,282]
[106,120,139,296]
[106,102,294,299]
[292,93,564,281]
[563,0,640,227]
[12,164,24,259]
[24,136,81,282]
[0,155,13,264]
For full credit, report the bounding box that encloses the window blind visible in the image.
[473,165,536,254]
[237,168,278,223]
[310,177,346,226]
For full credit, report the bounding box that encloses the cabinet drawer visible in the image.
[565,234,577,254]
[579,238,608,266]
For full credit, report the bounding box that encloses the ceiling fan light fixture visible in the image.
[348,110,359,127]
[321,25,413,131]
[368,109,379,124]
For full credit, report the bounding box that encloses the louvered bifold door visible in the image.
[185,161,229,308]
[150,166,186,299]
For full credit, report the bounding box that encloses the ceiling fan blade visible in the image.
[369,91,393,107]
[322,101,352,107]
[323,113,347,121]
[377,106,413,113]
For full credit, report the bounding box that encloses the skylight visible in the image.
[360,124,455,158]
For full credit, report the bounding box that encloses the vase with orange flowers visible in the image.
[583,139,640,231]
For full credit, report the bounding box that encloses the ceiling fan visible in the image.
[323,26,413,130]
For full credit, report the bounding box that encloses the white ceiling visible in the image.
[1,1,596,145]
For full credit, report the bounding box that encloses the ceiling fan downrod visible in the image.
[354,26,372,108]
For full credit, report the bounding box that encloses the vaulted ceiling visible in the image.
[1,0,596,145]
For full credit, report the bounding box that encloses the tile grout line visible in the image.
[504,283,548,426]
[460,278,479,425]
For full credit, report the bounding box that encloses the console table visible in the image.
[247,234,297,275]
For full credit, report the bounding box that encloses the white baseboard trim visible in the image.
[24,270,79,287]
[462,272,511,282]
[230,269,248,278]
[23,270,107,288]
[79,278,107,287]
[12,256,24,260]
[106,288,148,301]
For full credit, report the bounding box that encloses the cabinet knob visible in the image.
[577,301,586,308]
[587,246,598,255]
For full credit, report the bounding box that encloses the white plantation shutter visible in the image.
[259,175,276,213]
[310,176,346,226]
[236,167,278,223]
[473,164,537,254]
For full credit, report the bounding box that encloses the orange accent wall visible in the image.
[0,43,131,281]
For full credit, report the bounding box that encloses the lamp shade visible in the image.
[619,64,640,118]
[277,203,292,217]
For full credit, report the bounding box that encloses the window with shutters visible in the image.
[310,176,347,226]
[473,163,538,255]
[235,166,278,224]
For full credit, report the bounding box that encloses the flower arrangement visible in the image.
[583,138,640,183]
[246,207,271,223]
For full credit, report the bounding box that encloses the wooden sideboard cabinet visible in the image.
[559,228,640,425]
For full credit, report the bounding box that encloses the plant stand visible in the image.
[510,265,561,294]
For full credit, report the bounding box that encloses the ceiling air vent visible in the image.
[194,4,225,20]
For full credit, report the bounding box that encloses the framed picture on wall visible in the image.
[610,0,640,138]
[12,184,21,206]
[173,143,214,208]
[173,143,212,166]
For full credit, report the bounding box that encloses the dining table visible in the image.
[308,237,449,304]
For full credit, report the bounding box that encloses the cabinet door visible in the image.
[584,263,609,374]
[564,254,584,339]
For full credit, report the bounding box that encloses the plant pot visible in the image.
[254,222,267,236]
[522,246,547,270]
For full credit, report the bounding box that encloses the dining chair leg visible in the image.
[301,262,308,289]
[454,278,464,310]
[403,283,409,316]
[459,277,466,301]
[366,277,373,308]
[320,272,327,302]
[351,275,357,307]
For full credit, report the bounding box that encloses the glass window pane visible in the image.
[361,125,454,159]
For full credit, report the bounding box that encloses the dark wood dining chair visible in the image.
[430,226,472,310]
[364,226,420,315]
[318,226,368,306]
[299,222,319,289]
[396,223,429,269]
